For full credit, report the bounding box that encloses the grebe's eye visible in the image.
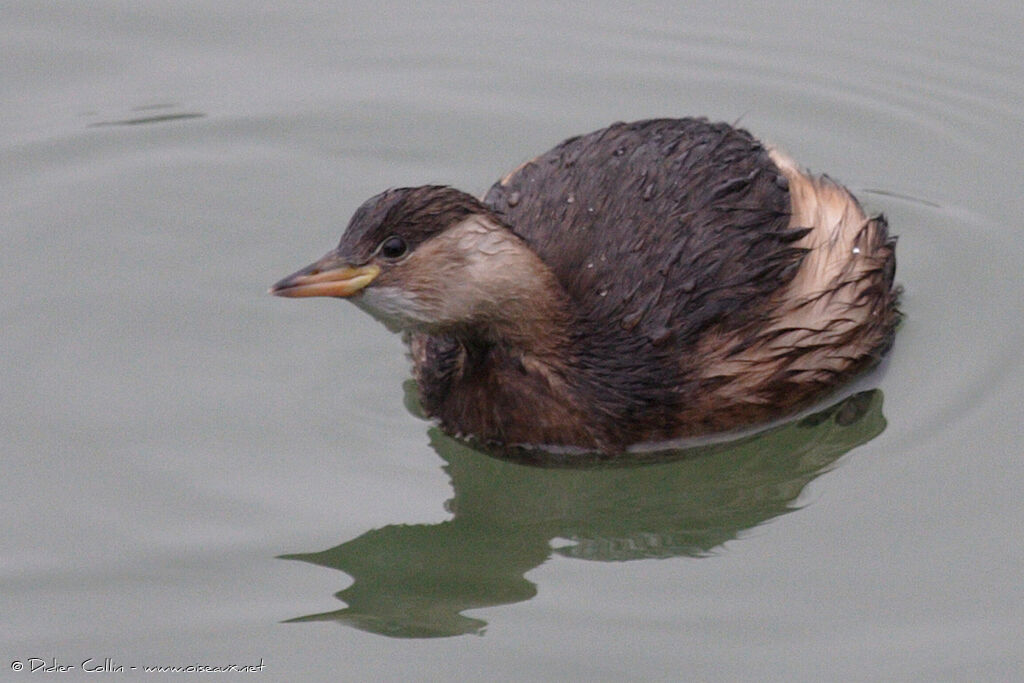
[379,235,408,260]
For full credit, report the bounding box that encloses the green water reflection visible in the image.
[281,390,885,638]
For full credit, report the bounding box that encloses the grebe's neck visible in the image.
[422,214,576,357]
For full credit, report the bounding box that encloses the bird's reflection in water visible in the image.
[280,390,886,638]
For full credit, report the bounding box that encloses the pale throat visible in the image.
[456,217,573,355]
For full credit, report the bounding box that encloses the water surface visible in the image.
[3,1,1023,679]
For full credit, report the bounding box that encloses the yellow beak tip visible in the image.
[270,262,380,299]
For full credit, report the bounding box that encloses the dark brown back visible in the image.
[484,118,805,351]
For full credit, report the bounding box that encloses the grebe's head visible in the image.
[271,186,562,339]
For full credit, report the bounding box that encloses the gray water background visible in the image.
[3,1,1023,679]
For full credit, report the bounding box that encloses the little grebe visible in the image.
[272,118,899,454]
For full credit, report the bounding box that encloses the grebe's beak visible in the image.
[270,251,380,299]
